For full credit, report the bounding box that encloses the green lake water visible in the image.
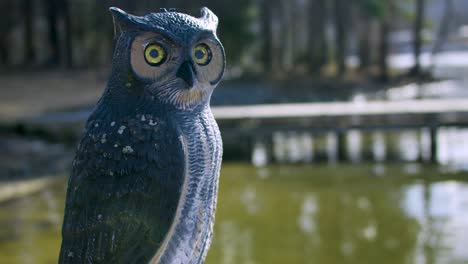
[0,163,467,264]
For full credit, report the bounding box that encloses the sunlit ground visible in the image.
[0,163,467,264]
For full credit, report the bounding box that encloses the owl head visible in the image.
[108,7,225,111]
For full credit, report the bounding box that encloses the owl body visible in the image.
[59,7,224,264]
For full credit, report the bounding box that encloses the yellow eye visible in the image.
[144,43,167,66]
[192,44,212,66]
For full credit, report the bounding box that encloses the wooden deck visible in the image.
[212,98,468,162]
[213,98,468,120]
[19,98,468,132]
[213,98,468,132]
[12,98,468,163]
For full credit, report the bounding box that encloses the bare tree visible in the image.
[23,0,35,64]
[430,0,454,70]
[378,0,396,81]
[260,0,274,74]
[61,0,73,68]
[355,7,372,72]
[0,0,13,66]
[280,0,295,72]
[378,16,390,81]
[46,0,60,65]
[333,0,349,76]
[308,0,328,74]
[411,0,426,76]
[93,0,114,66]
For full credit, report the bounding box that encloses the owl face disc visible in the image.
[110,8,225,110]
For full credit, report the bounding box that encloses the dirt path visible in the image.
[0,70,107,122]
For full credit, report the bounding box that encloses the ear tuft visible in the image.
[109,7,127,18]
[109,7,132,37]
[200,7,218,31]
[109,7,131,24]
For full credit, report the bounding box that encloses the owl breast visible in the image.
[152,106,222,264]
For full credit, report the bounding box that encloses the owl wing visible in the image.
[59,117,185,264]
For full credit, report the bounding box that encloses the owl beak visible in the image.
[176,61,196,89]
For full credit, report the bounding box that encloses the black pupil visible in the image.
[150,49,159,58]
[195,49,205,60]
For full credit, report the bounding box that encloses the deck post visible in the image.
[430,126,438,163]
[336,130,347,162]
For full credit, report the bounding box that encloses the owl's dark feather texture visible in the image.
[59,108,185,263]
[59,6,224,264]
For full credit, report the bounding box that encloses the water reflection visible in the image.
[399,131,420,162]
[0,178,66,263]
[372,132,386,162]
[252,128,468,170]
[218,222,255,264]
[0,165,467,264]
[346,130,362,163]
[252,141,268,168]
[208,165,468,264]
[438,127,468,170]
[405,181,468,263]
[326,132,338,163]
[298,195,318,234]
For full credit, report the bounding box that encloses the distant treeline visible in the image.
[0,0,437,79]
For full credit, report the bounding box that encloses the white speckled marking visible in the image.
[122,146,134,154]
[118,125,126,134]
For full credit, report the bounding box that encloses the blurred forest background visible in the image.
[2,1,468,263]
[1,0,467,81]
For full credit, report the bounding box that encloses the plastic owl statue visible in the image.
[59,7,225,264]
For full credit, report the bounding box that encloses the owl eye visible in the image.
[192,44,212,66]
[144,43,167,66]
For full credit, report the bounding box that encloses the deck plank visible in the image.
[212,99,468,120]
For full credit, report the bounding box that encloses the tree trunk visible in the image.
[291,1,300,61]
[0,0,12,66]
[23,0,35,64]
[46,0,60,66]
[411,0,425,75]
[61,0,73,68]
[430,0,454,70]
[89,0,113,66]
[378,19,390,81]
[308,0,328,74]
[356,12,371,72]
[260,0,274,75]
[334,0,348,76]
[280,0,294,73]
[0,39,7,66]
